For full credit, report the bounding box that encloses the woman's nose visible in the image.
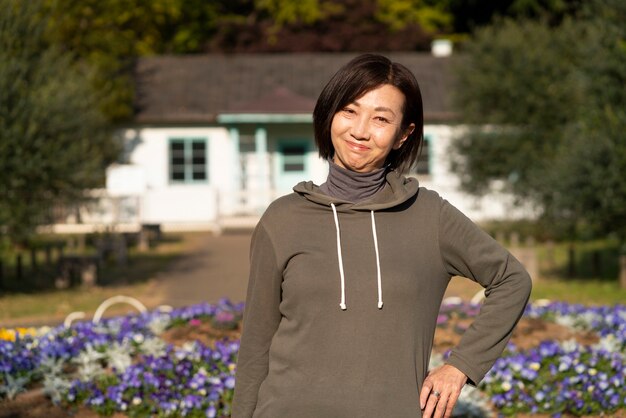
[350,115,371,140]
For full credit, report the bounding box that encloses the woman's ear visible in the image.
[393,123,416,150]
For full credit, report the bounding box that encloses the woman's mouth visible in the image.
[346,141,370,151]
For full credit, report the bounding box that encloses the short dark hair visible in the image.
[313,53,424,173]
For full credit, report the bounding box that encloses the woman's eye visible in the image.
[375,116,390,123]
[343,108,355,114]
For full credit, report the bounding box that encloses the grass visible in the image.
[0,281,162,327]
[531,238,626,305]
[0,232,203,327]
[446,238,626,306]
[530,278,626,305]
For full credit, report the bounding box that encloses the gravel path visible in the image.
[155,231,252,308]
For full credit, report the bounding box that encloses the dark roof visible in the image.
[134,53,457,124]
[225,86,316,114]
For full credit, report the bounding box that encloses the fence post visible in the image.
[567,243,576,278]
[45,245,52,266]
[30,248,38,270]
[115,234,128,266]
[16,253,23,279]
[0,259,3,289]
[620,254,626,289]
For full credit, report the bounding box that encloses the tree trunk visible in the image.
[619,253,626,289]
[16,253,23,279]
[592,250,601,278]
[30,248,37,270]
[567,243,576,278]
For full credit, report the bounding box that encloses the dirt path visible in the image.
[153,231,252,308]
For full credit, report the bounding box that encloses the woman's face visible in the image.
[330,84,414,173]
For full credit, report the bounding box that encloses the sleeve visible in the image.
[438,200,532,386]
[232,222,283,418]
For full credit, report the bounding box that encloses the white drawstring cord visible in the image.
[371,211,383,309]
[331,203,347,310]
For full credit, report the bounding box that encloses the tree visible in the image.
[450,0,626,273]
[0,0,118,245]
[451,17,584,200]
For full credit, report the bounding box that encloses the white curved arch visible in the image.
[470,289,486,305]
[442,296,463,306]
[64,311,86,328]
[92,295,147,323]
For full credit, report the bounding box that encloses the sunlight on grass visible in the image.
[0,232,204,326]
[0,281,164,326]
[531,278,626,305]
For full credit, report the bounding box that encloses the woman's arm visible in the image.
[232,222,283,418]
[420,199,532,418]
[438,199,532,384]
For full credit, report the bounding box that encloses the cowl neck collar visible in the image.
[319,161,388,203]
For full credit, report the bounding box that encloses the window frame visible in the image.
[168,137,209,184]
[277,139,309,174]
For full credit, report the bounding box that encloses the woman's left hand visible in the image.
[419,364,468,418]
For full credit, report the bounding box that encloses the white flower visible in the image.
[39,355,66,376]
[148,314,172,336]
[73,344,105,367]
[594,334,621,353]
[42,374,71,403]
[0,373,29,400]
[105,341,133,373]
[560,339,580,353]
[140,337,167,358]
[77,361,105,381]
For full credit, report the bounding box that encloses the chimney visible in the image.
[431,39,453,57]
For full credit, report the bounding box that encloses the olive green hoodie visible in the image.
[232,171,531,418]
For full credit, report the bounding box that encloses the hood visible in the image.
[293,170,419,211]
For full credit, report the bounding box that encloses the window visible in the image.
[281,144,307,172]
[413,136,431,175]
[169,138,208,183]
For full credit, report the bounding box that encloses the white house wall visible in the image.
[119,126,235,230]
[99,124,535,233]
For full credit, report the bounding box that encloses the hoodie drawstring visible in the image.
[330,203,383,311]
[331,203,347,310]
[371,211,384,309]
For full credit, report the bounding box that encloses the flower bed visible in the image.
[1,299,625,417]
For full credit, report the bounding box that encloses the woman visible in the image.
[232,54,531,418]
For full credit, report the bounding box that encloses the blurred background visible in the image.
[1,0,625,324]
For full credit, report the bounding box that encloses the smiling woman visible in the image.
[330,84,415,173]
[232,54,532,418]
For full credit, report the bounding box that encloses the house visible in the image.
[51,52,530,234]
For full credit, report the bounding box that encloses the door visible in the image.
[274,139,310,195]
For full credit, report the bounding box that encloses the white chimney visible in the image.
[431,39,453,57]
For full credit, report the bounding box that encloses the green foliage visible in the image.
[375,0,452,33]
[451,0,626,243]
[0,0,118,245]
[44,0,181,121]
[255,0,324,26]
